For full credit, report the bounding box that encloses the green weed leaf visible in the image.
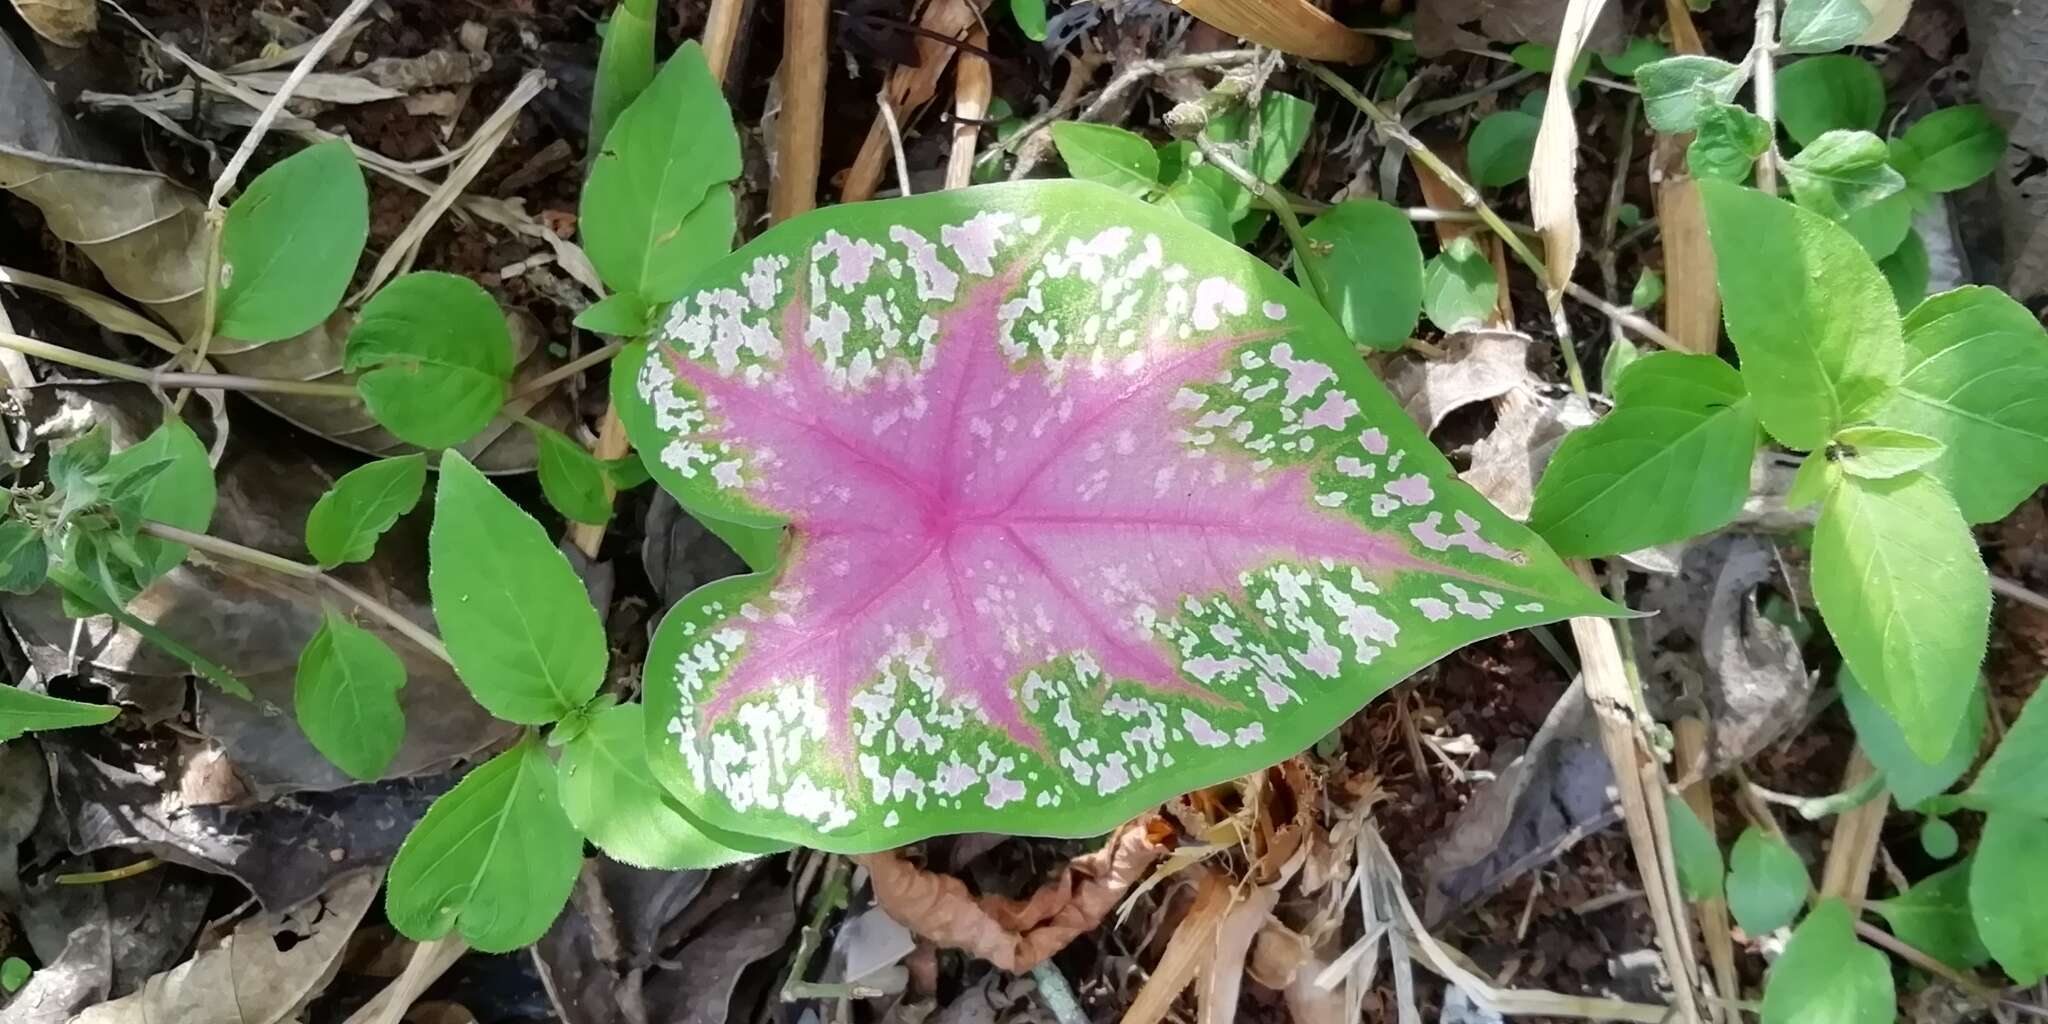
[102,420,215,585]
[1247,92,1314,184]
[534,424,613,526]
[386,736,583,952]
[1872,859,1988,970]
[346,272,515,449]
[295,611,406,781]
[590,0,657,149]
[1298,199,1424,350]
[1971,813,2048,982]
[1842,189,1917,261]
[1530,353,1758,557]
[1687,102,1771,182]
[1871,286,2048,522]
[1600,37,1669,76]
[1601,338,1642,392]
[217,141,368,343]
[305,454,428,568]
[429,453,606,724]
[1631,269,1664,309]
[1830,425,1943,479]
[1892,105,2008,193]
[1727,827,1810,934]
[1635,56,1746,133]
[1009,0,1048,40]
[573,291,655,337]
[1841,667,1981,807]
[0,520,47,594]
[1156,179,1233,239]
[1921,817,1959,858]
[1812,471,1988,762]
[1667,793,1724,901]
[0,957,28,994]
[1468,111,1540,188]
[1050,122,1160,197]
[0,683,117,742]
[1777,55,1884,147]
[1779,0,1873,53]
[1762,900,1892,1024]
[1959,674,2048,816]
[558,702,788,869]
[582,42,740,304]
[1878,229,1930,310]
[1422,236,1497,332]
[1698,180,1901,450]
[1783,130,1906,220]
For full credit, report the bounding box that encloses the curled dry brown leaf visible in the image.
[859,814,1169,972]
[9,0,95,48]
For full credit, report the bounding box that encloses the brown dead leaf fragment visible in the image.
[10,0,95,47]
[860,816,1168,972]
[1169,0,1373,62]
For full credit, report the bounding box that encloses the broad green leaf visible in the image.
[429,452,607,724]
[1009,0,1047,40]
[1687,102,1771,182]
[305,454,428,568]
[1248,92,1313,184]
[1892,105,2008,193]
[1468,111,1540,188]
[1666,793,1724,901]
[0,957,27,994]
[1874,859,1989,970]
[1600,37,1669,76]
[1050,122,1160,197]
[0,520,46,594]
[102,420,216,584]
[590,0,656,148]
[1959,674,2048,816]
[1871,286,2048,522]
[1727,827,1810,934]
[573,291,655,337]
[1841,667,1981,807]
[1422,236,1497,332]
[1299,199,1425,350]
[1780,0,1873,53]
[1921,816,1959,858]
[1783,130,1906,219]
[1812,471,1988,762]
[0,683,117,742]
[1777,55,1884,147]
[1785,451,1836,510]
[618,180,1613,850]
[1635,56,1746,133]
[295,611,406,781]
[581,42,741,304]
[1971,813,2048,982]
[1530,353,1759,557]
[1630,269,1664,309]
[1698,180,1902,450]
[1830,425,1943,479]
[1156,179,1232,239]
[1762,900,1893,1024]
[534,423,613,526]
[386,737,582,952]
[346,272,515,449]
[1841,188,1917,260]
[1878,229,1930,310]
[559,702,788,869]
[216,141,368,343]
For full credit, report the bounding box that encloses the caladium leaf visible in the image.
[619,181,1611,851]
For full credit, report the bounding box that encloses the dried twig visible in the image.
[945,28,992,190]
[772,0,830,221]
[1817,750,1887,908]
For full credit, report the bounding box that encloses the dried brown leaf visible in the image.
[1528,0,1610,299]
[9,0,95,47]
[840,0,989,202]
[1169,0,1373,62]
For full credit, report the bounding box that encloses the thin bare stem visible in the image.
[140,521,453,666]
[1752,0,1781,194]
[513,340,627,401]
[1853,920,1997,1001]
[0,330,360,399]
[1193,138,1329,308]
[209,0,377,207]
[1992,575,2048,614]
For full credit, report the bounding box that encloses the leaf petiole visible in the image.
[0,330,359,400]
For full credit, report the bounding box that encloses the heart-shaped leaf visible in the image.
[619,181,1611,850]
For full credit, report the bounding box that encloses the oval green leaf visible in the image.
[103,419,216,585]
[1840,667,1981,807]
[345,272,515,449]
[1893,105,2008,193]
[217,140,369,343]
[1050,122,1161,197]
[1422,236,1498,332]
[0,520,47,595]
[1761,900,1893,1024]
[1873,858,1988,970]
[1468,111,1540,188]
[305,454,428,568]
[1299,199,1425,350]
[559,702,788,869]
[534,424,614,526]
[1971,812,2048,983]
[1831,425,1943,480]
[295,610,407,781]
[1777,55,1884,148]
[1666,793,1724,902]
[1779,0,1872,53]
[1727,826,1809,935]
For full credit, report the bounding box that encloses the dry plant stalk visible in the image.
[701,0,748,81]
[771,0,830,221]
[946,28,993,190]
[1123,868,1238,1024]
[1818,749,1888,908]
[859,815,1167,972]
[1650,0,1722,354]
[841,0,989,202]
[1169,0,1374,63]
[1676,716,1740,1024]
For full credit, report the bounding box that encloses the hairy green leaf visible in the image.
[1468,111,1540,188]
[1762,900,1892,1024]
[217,141,368,343]
[429,453,607,724]
[1841,667,1981,807]
[1783,130,1906,220]
[1842,189,1917,261]
[582,42,740,304]
[1299,199,1425,350]
[1530,353,1758,557]
[0,520,47,595]
[0,683,117,742]
[346,272,515,449]
[1422,236,1497,332]
[1698,180,1902,450]
[1635,56,1746,132]
[1777,55,1885,147]
[1872,859,1988,970]
[295,611,406,781]
[1812,471,1988,762]
[1878,228,1930,310]
[305,454,428,568]
[1667,793,1724,901]
[1688,102,1771,182]
[1728,827,1810,935]
[1050,122,1160,197]
[559,702,787,869]
[1871,286,2048,523]
[534,423,613,526]
[1893,105,2008,193]
[102,420,214,584]
[1831,425,1943,479]
[1779,0,1873,53]
[386,737,582,952]
[1972,813,2048,983]
[1959,674,2048,816]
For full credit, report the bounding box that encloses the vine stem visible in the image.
[1191,137,1332,310]
[512,340,627,401]
[0,330,359,399]
[139,521,454,666]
